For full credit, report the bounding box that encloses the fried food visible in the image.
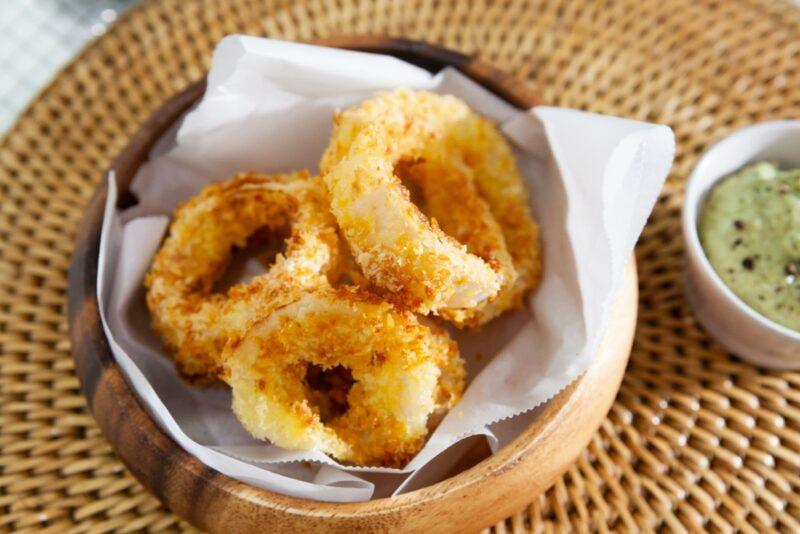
[144,89,540,468]
[145,171,341,383]
[221,287,465,467]
[320,89,508,315]
[397,155,517,327]
[398,111,542,327]
[453,111,542,324]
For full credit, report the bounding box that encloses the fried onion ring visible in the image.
[449,112,542,325]
[321,90,508,314]
[397,114,542,326]
[145,171,340,383]
[396,154,518,327]
[222,287,464,467]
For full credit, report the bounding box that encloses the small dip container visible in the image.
[683,120,800,369]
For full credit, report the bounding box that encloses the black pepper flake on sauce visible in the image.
[733,219,746,231]
[731,238,743,249]
[786,262,799,276]
[742,256,755,271]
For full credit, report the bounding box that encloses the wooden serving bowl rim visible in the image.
[67,36,637,532]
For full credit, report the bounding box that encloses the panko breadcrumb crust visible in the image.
[321,90,506,315]
[145,91,537,467]
[144,171,342,383]
[321,90,541,324]
[222,286,464,467]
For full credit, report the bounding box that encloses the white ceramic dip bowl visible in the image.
[683,120,800,369]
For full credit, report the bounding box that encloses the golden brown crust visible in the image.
[393,100,542,327]
[222,287,465,467]
[320,90,506,315]
[321,90,541,324]
[144,171,342,383]
[396,155,518,327]
[143,91,535,468]
[457,115,542,325]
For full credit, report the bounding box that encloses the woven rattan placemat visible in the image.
[2,0,800,531]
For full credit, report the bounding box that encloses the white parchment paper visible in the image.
[96,36,675,502]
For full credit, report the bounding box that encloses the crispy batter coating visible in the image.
[401,111,542,327]
[144,90,538,467]
[144,171,341,383]
[451,111,542,325]
[321,90,507,314]
[397,155,518,327]
[221,287,465,467]
[424,320,466,418]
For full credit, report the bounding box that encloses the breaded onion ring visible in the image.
[397,114,542,327]
[449,112,542,325]
[321,90,507,314]
[397,155,518,327]
[145,171,340,383]
[222,287,464,467]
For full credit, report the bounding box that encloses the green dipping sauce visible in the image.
[699,161,800,332]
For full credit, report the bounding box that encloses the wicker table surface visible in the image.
[2,0,800,532]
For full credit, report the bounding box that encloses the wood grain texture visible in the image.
[67,37,636,533]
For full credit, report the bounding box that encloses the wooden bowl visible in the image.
[68,37,638,533]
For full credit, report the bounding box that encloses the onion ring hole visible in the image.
[212,224,291,294]
[303,363,355,423]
